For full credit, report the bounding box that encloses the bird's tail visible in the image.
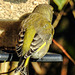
[15,56,30,75]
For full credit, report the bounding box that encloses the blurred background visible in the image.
[0,0,75,75]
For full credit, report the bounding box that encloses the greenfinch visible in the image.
[15,4,54,75]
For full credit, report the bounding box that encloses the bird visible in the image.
[15,4,54,75]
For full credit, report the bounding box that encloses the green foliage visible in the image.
[53,0,67,10]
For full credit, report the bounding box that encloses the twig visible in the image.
[61,57,69,75]
[31,62,46,75]
[53,11,64,28]
[0,62,10,75]
[68,0,74,9]
[53,39,75,65]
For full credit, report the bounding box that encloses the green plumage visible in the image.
[15,4,54,75]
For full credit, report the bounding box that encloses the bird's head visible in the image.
[33,4,54,22]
